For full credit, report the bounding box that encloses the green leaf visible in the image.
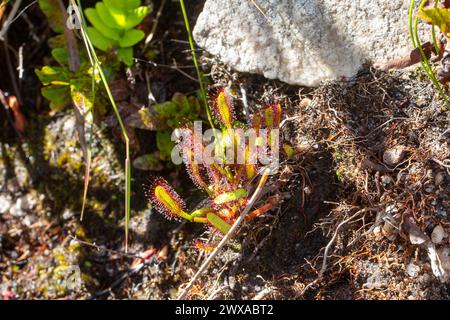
[35,66,70,85]
[96,2,120,29]
[104,0,127,29]
[172,93,190,113]
[125,6,149,30]
[123,0,142,11]
[213,189,247,205]
[47,35,66,48]
[38,0,64,33]
[85,8,121,41]
[106,0,126,10]
[132,153,164,171]
[206,212,231,234]
[107,0,142,11]
[51,48,69,66]
[125,107,168,130]
[418,8,450,34]
[70,83,94,111]
[117,47,134,66]
[41,85,71,111]
[86,27,116,51]
[153,101,178,117]
[119,29,145,47]
[283,143,295,158]
[156,131,175,160]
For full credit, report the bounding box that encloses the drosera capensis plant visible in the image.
[84,0,150,66]
[147,87,282,250]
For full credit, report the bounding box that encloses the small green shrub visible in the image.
[35,48,99,111]
[128,93,203,170]
[85,0,150,66]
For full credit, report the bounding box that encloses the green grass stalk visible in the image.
[72,0,132,252]
[178,0,215,129]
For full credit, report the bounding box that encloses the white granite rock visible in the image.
[194,0,416,86]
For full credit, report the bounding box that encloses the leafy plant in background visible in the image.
[85,0,150,66]
[35,0,146,249]
[147,88,281,250]
[35,48,99,111]
[36,0,108,112]
[379,1,450,108]
[128,93,203,170]
[36,0,150,110]
[408,0,450,108]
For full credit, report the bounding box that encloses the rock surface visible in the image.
[194,0,416,86]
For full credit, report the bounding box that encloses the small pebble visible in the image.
[381,175,393,186]
[0,195,12,214]
[299,97,312,108]
[62,209,74,220]
[431,225,445,244]
[383,145,406,166]
[435,172,445,186]
[426,169,434,179]
[373,225,384,241]
[10,202,25,217]
[382,222,397,241]
[406,263,420,277]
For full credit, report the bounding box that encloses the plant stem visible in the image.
[73,0,132,252]
[431,0,440,55]
[410,0,450,109]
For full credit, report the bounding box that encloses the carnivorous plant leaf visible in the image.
[213,188,247,205]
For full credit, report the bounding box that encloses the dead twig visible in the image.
[143,0,166,49]
[0,0,22,40]
[432,157,450,174]
[250,0,268,19]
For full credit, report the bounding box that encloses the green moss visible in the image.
[336,167,345,182]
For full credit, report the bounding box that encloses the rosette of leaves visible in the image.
[84,0,150,66]
[35,48,99,111]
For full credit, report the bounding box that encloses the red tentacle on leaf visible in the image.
[210,87,235,128]
[193,240,216,252]
[147,177,186,220]
[264,102,282,129]
[175,126,209,189]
